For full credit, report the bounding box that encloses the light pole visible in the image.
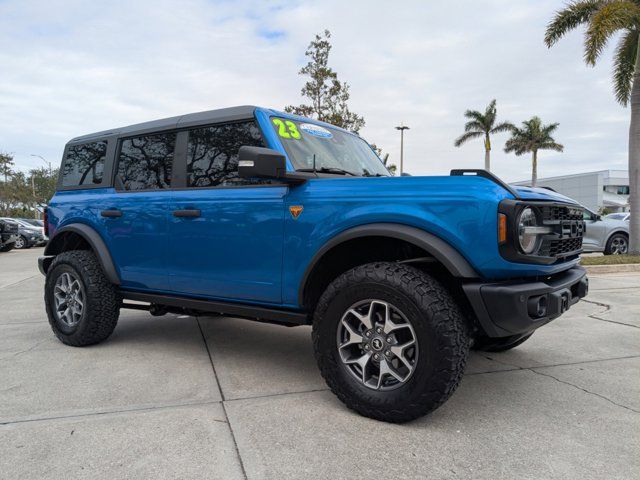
[395,124,409,175]
[30,154,52,176]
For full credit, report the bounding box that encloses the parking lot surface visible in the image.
[1,248,639,479]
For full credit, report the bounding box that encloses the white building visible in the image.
[511,170,629,213]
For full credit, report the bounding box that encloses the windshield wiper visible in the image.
[297,167,357,176]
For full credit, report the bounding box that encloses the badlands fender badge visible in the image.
[289,205,303,220]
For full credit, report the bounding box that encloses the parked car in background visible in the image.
[20,218,45,228]
[0,218,19,252]
[0,218,47,249]
[582,208,629,254]
[604,212,630,222]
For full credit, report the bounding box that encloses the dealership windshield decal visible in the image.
[299,123,333,138]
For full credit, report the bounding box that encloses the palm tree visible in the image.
[454,99,514,171]
[545,0,640,253]
[504,117,564,187]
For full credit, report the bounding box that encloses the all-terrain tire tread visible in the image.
[45,250,120,346]
[312,262,470,423]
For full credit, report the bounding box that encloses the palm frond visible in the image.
[541,122,560,136]
[540,141,565,152]
[464,120,487,133]
[490,121,516,134]
[454,131,484,147]
[613,28,639,105]
[545,0,603,47]
[463,109,486,124]
[584,1,640,65]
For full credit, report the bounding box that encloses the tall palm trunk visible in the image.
[484,135,491,171]
[629,43,640,255]
[531,149,538,187]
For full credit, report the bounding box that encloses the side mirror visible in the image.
[238,146,287,179]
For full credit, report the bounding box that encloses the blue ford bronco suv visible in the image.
[39,106,588,422]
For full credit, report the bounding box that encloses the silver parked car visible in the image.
[582,208,629,255]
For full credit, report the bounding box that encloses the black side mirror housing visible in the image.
[238,146,310,184]
[238,146,287,179]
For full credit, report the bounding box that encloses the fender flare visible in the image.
[44,223,120,285]
[299,223,478,305]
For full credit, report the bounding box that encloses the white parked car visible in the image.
[604,212,630,222]
[582,209,629,255]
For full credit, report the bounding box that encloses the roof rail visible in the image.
[450,169,520,199]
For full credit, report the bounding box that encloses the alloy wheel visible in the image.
[336,299,419,391]
[610,236,628,255]
[53,272,85,327]
[15,236,25,249]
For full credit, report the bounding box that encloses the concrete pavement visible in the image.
[1,248,638,479]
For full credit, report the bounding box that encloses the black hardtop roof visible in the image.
[68,105,258,144]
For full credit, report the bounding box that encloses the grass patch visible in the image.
[580,255,640,265]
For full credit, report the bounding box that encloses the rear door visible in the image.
[167,120,286,303]
[100,132,175,290]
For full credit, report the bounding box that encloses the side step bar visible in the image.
[120,290,310,326]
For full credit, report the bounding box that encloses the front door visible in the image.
[167,121,286,304]
[582,209,607,251]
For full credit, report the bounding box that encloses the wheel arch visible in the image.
[43,224,120,285]
[299,223,478,310]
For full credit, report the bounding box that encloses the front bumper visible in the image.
[463,266,588,337]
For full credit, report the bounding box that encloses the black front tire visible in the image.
[473,332,533,352]
[45,250,120,346]
[14,235,28,249]
[313,262,470,423]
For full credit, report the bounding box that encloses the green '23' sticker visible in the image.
[273,118,301,139]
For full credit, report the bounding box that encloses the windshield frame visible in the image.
[268,115,390,178]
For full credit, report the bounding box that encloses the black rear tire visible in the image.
[473,332,533,352]
[45,250,120,346]
[604,233,629,255]
[313,262,470,423]
[14,235,27,249]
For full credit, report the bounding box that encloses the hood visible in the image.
[510,185,579,204]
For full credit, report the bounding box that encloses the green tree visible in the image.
[454,99,514,172]
[545,0,640,253]
[370,144,397,176]
[504,117,564,187]
[286,30,365,133]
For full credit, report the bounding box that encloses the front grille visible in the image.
[538,204,585,260]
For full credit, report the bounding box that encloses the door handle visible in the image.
[173,209,201,218]
[101,209,123,218]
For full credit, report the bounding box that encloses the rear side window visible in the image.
[61,141,107,187]
[186,121,266,187]
[117,133,176,190]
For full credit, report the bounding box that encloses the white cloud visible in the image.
[0,0,628,182]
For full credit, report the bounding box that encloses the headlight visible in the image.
[518,207,540,254]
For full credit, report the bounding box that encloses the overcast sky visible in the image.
[0,0,629,182]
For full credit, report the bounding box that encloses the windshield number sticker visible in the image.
[273,119,301,139]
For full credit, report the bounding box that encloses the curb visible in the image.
[581,263,640,274]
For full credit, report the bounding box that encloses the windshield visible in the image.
[271,118,389,177]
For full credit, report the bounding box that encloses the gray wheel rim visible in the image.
[53,272,84,327]
[336,299,419,391]
[15,236,25,249]
[611,236,628,254]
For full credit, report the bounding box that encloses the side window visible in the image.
[186,121,266,187]
[61,141,107,187]
[117,133,176,190]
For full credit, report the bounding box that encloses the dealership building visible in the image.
[511,170,629,213]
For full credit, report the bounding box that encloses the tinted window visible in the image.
[186,121,266,187]
[117,133,175,190]
[62,141,107,187]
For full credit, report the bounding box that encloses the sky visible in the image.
[0,0,630,182]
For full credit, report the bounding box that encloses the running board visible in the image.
[119,290,310,326]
